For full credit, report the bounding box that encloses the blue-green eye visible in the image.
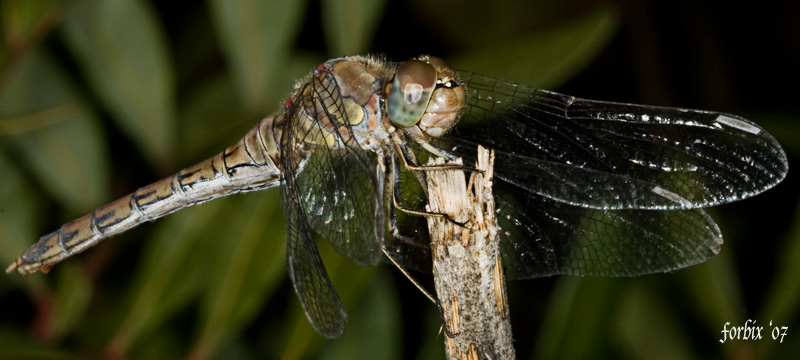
[388,60,436,128]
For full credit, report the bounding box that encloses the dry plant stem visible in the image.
[426,146,515,360]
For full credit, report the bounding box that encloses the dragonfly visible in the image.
[7,55,788,338]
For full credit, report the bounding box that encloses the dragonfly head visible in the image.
[387,56,465,139]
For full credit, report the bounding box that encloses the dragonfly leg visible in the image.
[393,142,466,172]
[394,142,430,195]
[399,136,484,174]
[436,299,460,338]
[382,227,459,338]
[383,238,457,338]
[389,153,467,227]
[382,247,436,303]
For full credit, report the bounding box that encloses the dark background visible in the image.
[1,0,798,359]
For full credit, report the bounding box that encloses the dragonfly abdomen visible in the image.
[8,116,283,275]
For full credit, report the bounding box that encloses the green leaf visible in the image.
[209,0,306,112]
[177,53,317,163]
[277,238,381,359]
[0,0,63,66]
[683,245,745,333]
[177,73,251,162]
[414,307,447,359]
[451,7,620,89]
[321,0,386,56]
[614,283,696,360]
[321,270,400,360]
[105,198,229,355]
[52,264,93,339]
[277,245,345,359]
[1,0,50,42]
[0,152,37,266]
[0,151,48,296]
[0,326,82,360]
[756,198,800,358]
[0,49,109,212]
[279,296,327,359]
[189,190,286,359]
[680,210,782,358]
[60,0,176,170]
[534,277,620,359]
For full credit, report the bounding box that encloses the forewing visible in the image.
[294,72,384,266]
[385,70,782,279]
[435,71,788,210]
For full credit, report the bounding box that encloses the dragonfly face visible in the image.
[386,56,464,138]
[8,55,788,339]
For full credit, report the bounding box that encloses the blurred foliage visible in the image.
[0,0,798,359]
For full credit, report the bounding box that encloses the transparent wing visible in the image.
[294,72,384,266]
[279,113,347,337]
[383,181,723,280]
[384,68,788,277]
[493,182,722,279]
[280,171,347,338]
[277,70,386,337]
[432,71,788,210]
[298,150,384,266]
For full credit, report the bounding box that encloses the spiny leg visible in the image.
[393,142,465,173]
[389,152,466,227]
[386,138,473,337]
[381,235,459,339]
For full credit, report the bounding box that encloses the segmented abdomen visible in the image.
[8,115,283,275]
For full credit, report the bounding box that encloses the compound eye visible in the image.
[388,60,437,128]
[397,60,436,102]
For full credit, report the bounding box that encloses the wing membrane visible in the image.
[385,71,784,278]
[293,71,384,266]
[434,71,788,210]
[277,69,387,337]
[280,175,347,338]
[298,148,383,266]
[493,183,722,279]
[382,180,723,280]
[279,105,347,337]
